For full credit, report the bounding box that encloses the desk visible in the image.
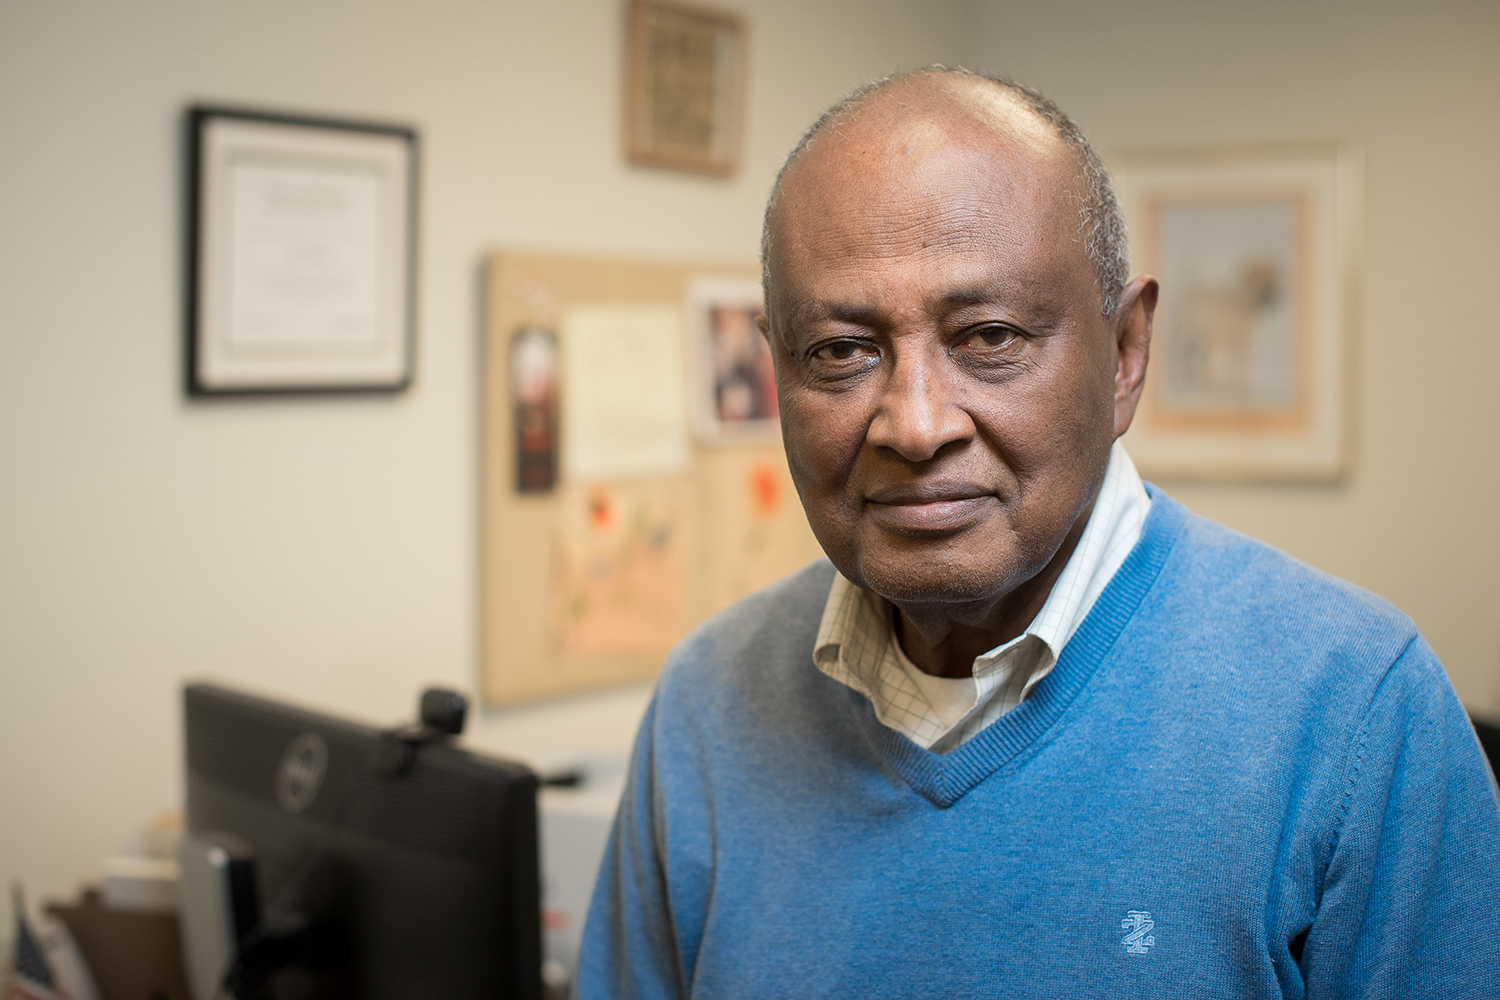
[48,890,191,1000]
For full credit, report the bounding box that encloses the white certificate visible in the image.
[561,304,689,480]
[226,155,383,347]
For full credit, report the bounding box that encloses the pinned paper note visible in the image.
[561,304,689,480]
[550,480,688,659]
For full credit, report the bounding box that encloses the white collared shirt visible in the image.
[812,441,1152,752]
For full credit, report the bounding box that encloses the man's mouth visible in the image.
[863,482,995,534]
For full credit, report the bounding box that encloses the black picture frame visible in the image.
[185,105,419,395]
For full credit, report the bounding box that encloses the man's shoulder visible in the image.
[1169,498,1412,630]
[1099,495,1446,788]
[680,557,837,652]
[658,558,837,693]
[1140,491,1421,677]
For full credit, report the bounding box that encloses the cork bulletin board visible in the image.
[481,250,824,705]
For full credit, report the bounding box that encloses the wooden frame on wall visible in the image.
[1110,142,1362,481]
[185,106,418,395]
[623,0,747,176]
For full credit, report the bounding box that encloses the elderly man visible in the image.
[577,69,1500,997]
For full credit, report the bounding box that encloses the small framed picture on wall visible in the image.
[186,106,418,394]
[623,0,747,176]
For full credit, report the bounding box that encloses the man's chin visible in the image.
[845,552,1031,613]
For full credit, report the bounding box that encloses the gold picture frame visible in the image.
[1110,142,1362,482]
[623,0,746,176]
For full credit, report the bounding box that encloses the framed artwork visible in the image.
[186,106,418,394]
[1110,143,1361,481]
[623,0,746,176]
[686,277,778,444]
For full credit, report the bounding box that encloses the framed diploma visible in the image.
[186,106,418,394]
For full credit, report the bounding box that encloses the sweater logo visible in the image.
[1121,911,1156,955]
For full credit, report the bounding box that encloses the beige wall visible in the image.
[0,0,972,904]
[967,0,1500,711]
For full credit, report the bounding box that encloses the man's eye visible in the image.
[961,324,1019,349]
[811,340,875,363]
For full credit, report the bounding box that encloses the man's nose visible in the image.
[865,348,975,463]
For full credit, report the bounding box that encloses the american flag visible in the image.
[9,886,68,1000]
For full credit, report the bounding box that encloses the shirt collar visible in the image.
[813,441,1151,685]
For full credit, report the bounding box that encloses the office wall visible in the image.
[0,0,973,904]
[967,0,1500,712]
[5,0,1496,914]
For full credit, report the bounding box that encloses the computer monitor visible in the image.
[182,682,542,999]
[1475,715,1500,774]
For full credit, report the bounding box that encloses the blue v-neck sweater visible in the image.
[577,492,1500,998]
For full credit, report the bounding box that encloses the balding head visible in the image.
[762,68,1128,321]
[758,68,1157,667]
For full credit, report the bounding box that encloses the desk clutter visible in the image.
[9,827,190,1000]
[5,684,604,1000]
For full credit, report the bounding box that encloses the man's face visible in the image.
[766,98,1122,613]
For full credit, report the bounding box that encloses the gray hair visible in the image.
[761,66,1129,320]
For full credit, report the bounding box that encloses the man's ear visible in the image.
[1112,275,1158,439]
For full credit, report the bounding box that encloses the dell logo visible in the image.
[275,732,328,814]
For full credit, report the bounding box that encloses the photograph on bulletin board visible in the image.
[687,276,778,445]
[510,326,558,494]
